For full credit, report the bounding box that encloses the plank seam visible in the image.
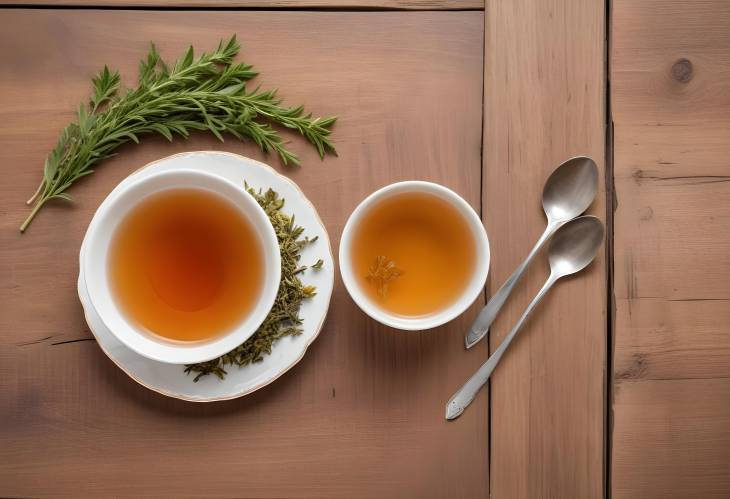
[0,4,484,10]
[615,376,730,383]
[605,0,614,496]
[478,11,491,499]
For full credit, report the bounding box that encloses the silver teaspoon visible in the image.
[447,215,604,420]
[465,156,598,349]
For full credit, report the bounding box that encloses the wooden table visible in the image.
[0,1,727,498]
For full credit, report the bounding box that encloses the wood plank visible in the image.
[0,0,484,9]
[612,0,730,497]
[613,378,730,499]
[0,10,487,498]
[483,0,606,498]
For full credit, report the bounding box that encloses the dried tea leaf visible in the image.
[184,183,321,382]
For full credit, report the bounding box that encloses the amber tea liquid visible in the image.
[108,188,263,342]
[351,191,476,316]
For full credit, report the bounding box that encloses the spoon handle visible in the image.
[446,273,558,420]
[465,221,561,349]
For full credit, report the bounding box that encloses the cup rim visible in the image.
[82,168,281,364]
[338,181,490,331]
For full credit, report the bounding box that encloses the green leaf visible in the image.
[43,156,57,182]
[219,82,245,95]
[181,45,194,69]
[139,43,161,86]
[123,131,140,144]
[77,104,88,127]
[315,116,337,128]
[52,192,74,202]
[90,65,121,112]
[149,123,173,141]
[208,123,225,142]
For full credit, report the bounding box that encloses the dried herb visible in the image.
[21,36,336,232]
[184,183,321,381]
[367,255,403,298]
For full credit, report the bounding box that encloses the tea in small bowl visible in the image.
[339,181,490,330]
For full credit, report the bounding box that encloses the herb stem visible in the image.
[20,197,48,233]
[26,179,45,205]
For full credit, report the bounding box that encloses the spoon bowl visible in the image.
[542,156,599,222]
[548,215,605,278]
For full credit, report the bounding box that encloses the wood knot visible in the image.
[639,206,654,221]
[616,353,649,380]
[632,168,644,183]
[671,58,693,83]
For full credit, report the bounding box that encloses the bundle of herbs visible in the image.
[21,35,336,232]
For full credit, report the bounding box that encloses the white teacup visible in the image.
[339,181,490,330]
[81,168,281,364]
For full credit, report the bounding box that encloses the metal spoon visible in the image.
[446,215,604,420]
[465,156,598,349]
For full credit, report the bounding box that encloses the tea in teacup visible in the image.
[109,188,264,342]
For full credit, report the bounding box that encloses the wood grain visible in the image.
[0,0,484,9]
[0,10,487,498]
[613,379,730,499]
[612,0,730,497]
[483,0,607,498]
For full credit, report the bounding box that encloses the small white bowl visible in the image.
[339,181,490,331]
[82,168,281,364]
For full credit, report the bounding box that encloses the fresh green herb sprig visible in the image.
[184,183,321,382]
[21,36,337,232]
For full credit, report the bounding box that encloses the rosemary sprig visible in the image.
[21,36,337,232]
[184,183,321,382]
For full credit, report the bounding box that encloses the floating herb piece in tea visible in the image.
[184,183,320,382]
[21,35,337,232]
[366,255,403,298]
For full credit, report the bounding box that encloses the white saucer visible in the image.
[77,151,334,402]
